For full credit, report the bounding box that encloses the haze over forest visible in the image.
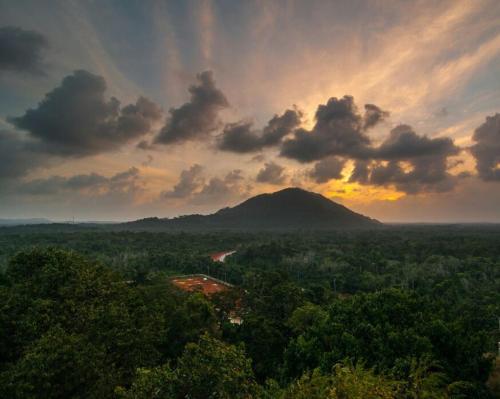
[1,0,500,222]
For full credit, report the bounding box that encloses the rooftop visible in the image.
[170,274,232,296]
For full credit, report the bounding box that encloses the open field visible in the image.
[171,274,231,296]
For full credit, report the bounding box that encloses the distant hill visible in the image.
[121,187,381,231]
[0,218,51,226]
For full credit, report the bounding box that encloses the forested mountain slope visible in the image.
[122,188,381,231]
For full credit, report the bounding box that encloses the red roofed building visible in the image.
[170,274,232,296]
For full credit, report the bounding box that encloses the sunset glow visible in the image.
[1,0,500,222]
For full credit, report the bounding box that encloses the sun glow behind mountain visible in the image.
[0,1,499,222]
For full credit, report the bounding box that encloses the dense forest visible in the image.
[0,225,499,398]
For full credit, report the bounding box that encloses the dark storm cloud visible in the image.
[349,160,370,184]
[0,130,48,180]
[117,97,162,139]
[8,70,162,157]
[261,109,303,146]
[363,104,389,129]
[308,157,346,183]
[280,96,373,162]
[279,96,458,167]
[62,173,108,190]
[368,156,458,194]
[375,125,459,160]
[162,164,205,199]
[353,124,462,193]
[154,71,229,145]
[217,121,257,152]
[1,71,160,190]
[346,125,461,194]
[16,167,141,196]
[470,113,500,181]
[217,109,302,153]
[0,26,48,75]
[273,94,460,194]
[256,162,286,185]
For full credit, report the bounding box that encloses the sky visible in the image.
[1,0,500,222]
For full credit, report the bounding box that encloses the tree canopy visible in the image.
[0,226,498,397]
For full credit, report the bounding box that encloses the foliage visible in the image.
[0,248,218,398]
[0,226,498,397]
[279,363,400,399]
[117,333,258,399]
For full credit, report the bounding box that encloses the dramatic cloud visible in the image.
[470,113,500,181]
[117,97,162,139]
[375,125,459,160]
[154,71,229,145]
[0,130,49,180]
[279,97,457,186]
[357,124,462,193]
[275,96,460,194]
[368,158,458,194]
[349,160,370,184]
[256,162,286,185]
[346,126,461,194]
[280,96,375,162]
[15,167,142,197]
[163,164,205,199]
[217,109,302,153]
[17,174,103,196]
[217,121,256,152]
[9,70,162,157]
[363,104,390,130]
[0,26,48,75]
[308,156,346,183]
[1,1,500,222]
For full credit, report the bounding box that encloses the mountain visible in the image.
[121,187,381,231]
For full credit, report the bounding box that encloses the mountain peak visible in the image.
[266,187,319,198]
[271,187,331,199]
[274,187,309,193]
[237,187,326,204]
[122,187,380,231]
